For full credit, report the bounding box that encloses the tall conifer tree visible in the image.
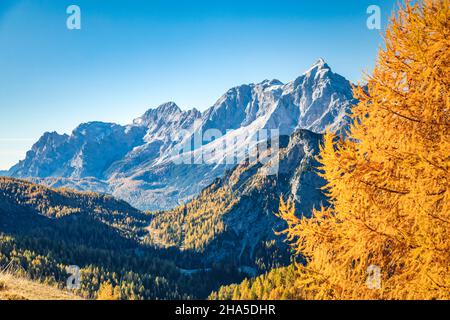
[279,0,449,299]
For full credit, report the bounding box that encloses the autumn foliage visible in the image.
[96,282,122,300]
[279,0,449,299]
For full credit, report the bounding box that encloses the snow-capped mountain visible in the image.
[7,60,356,210]
[207,59,352,132]
[8,124,146,179]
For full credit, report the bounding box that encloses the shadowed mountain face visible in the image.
[147,129,327,271]
[0,177,250,299]
[7,60,355,211]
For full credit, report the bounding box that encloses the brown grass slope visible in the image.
[0,273,83,300]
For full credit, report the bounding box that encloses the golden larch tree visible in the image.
[279,0,449,299]
[97,282,121,300]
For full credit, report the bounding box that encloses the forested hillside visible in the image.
[209,265,302,300]
[0,177,245,299]
[147,130,327,272]
[0,177,149,239]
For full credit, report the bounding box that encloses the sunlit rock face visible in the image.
[8,60,356,211]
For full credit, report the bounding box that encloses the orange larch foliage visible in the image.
[279,0,449,300]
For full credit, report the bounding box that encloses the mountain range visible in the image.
[1,60,359,299]
[6,59,356,211]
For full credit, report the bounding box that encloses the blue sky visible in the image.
[0,0,397,169]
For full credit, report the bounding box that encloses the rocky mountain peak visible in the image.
[8,60,357,210]
[133,102,184,127]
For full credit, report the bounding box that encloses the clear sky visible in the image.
[0,0,397,170]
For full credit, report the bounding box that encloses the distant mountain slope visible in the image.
[7,60,355,211]
[147,129,327,271]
